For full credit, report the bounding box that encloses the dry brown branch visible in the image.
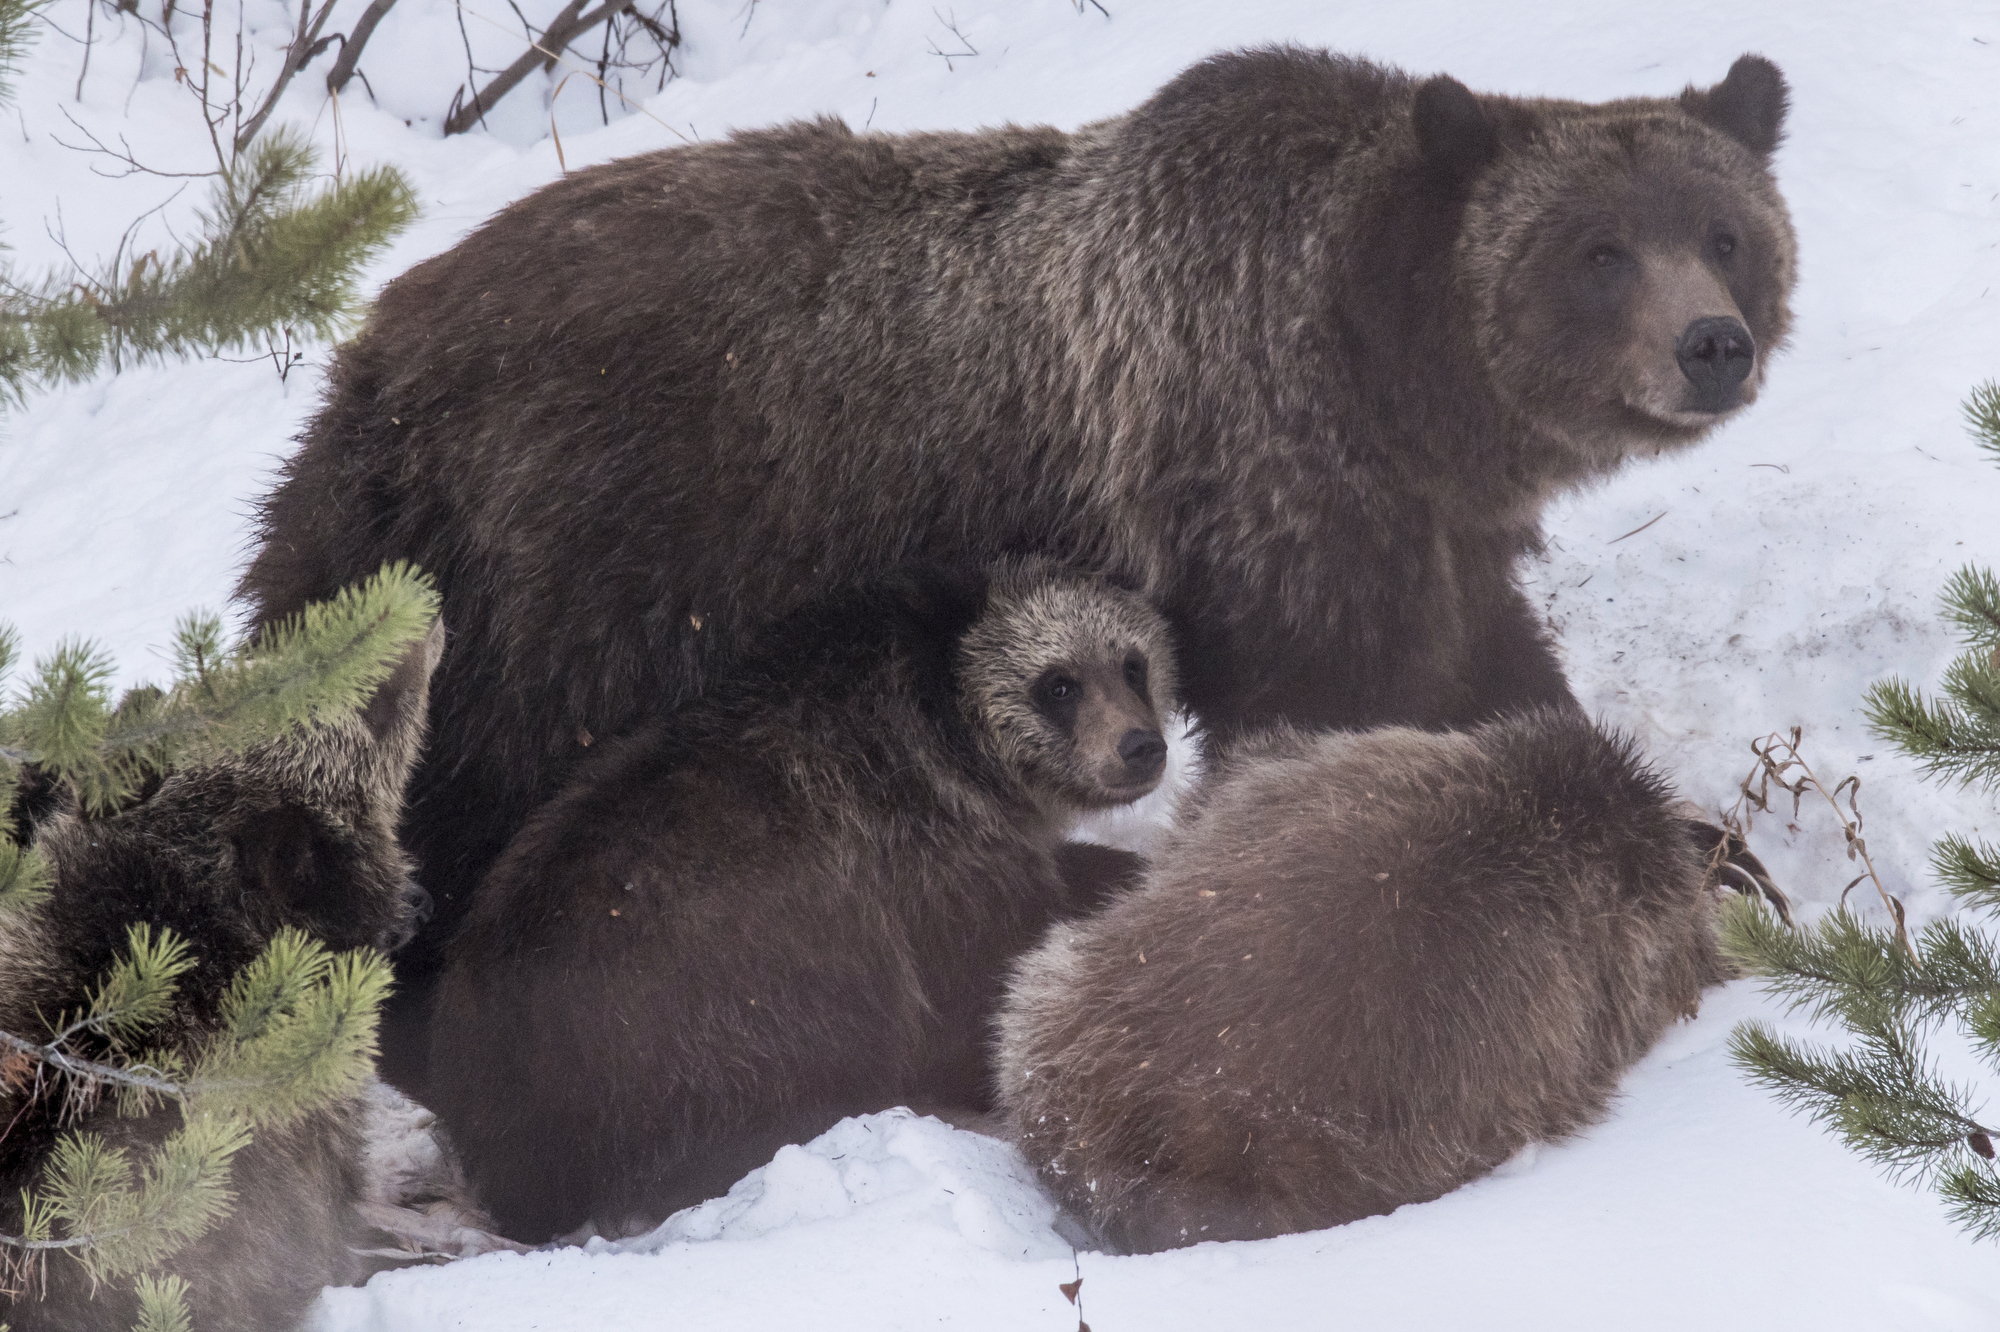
[446,0,689,142]
[1723,725,1917,963]
[325,0,400,96]
[444,0,635,136]
[232,0,340,152]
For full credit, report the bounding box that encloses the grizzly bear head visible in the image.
[1423,56,1796,463]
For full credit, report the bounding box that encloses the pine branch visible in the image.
[1941,1161,2000,1242]
[1730,1019,1997,1186]
[0,133,417,404]
[1942,565,2000,657]
[1966,379,2000,464]
[0,935,389,1279]
[1864,675,2000,789]
[1,563,437,816]
[132,1273,194,1332]
[0,0,33,96]
[191,932,390,1124]
[1721,898,1994,1028]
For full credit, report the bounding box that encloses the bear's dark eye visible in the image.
[1122,653,1148,696]
[1031,671,1083,730]
[1587,245,1623,270]
[1713,231,1737,259]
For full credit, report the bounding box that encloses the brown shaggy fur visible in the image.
[425,567,1176,1243]
[994,709,1736,1253]
[239,50,1795,1089]
[0,623,441,1331]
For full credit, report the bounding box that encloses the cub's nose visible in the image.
[1118,728,1168,783]
[388,878,434,953]
[1675,316,1755,400]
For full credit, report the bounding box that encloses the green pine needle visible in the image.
[0,563,436,817]
[1941,1161,2000,1242]
[132,1273,194,1332]
[13,640,116,792]
[1864,674,2000,789]
[1966,380,2000,463]
[0,128,418,405]
[82,925,198,1051]
[0,839,49,916]
[1942,565,2000,654]
[199,934,390,1125]
[0,0,35,101]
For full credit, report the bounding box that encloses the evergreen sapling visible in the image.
[0,564,437,1329]
[1725,381,2000,1238]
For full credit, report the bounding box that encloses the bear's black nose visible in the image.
[1118,728,1168,782]
[1675,316,1755,400]
[388,877,433,953]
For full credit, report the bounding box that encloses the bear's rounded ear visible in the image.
[1414,75,1498,187]
[1681,55,1789,161]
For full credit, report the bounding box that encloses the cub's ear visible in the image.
[1681,55,1788,161]
[360,615,446,744]
[1414,75,1498,187]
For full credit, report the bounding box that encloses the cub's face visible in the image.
[958,579,1178,812]
[7,621,442,992]
[1445,56,1796,461]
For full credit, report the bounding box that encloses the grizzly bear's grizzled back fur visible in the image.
[240,49,1793,1088]
[426,567,1176,1242]
[994,710,1733,1253]
[0,623,440,1332]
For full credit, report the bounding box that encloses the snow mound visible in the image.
[609,1109,1067,1259]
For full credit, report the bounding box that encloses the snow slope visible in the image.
[4,0,1999,1327]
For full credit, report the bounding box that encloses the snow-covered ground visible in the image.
[4,0,1999,1327]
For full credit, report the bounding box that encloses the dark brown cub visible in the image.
[425,566,1176,1243]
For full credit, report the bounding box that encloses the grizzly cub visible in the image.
[426,567,1177,1242]
[0,621,441,1331]
[995,709,1740,1253]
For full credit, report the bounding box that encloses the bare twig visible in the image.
[232,0,340,152]
[448,0,689,142]
[444,0,635,136]
[926,8,977,71]
[1608,510,1668,544]
[51,106,216,179]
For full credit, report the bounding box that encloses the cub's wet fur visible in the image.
[997,709,1744,1252]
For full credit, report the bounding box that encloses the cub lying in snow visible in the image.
[996,708,1771,1252]
[428,564,1179,1242]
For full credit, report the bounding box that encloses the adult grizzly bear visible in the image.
[426,566,1176,1241]
[0,622,441,1331]
[994,710,1748,1253]
[241,49,1795,1086]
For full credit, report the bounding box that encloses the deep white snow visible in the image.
[3,0,1999,1327]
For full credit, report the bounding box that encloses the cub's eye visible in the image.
[1122,654,1148,694]
[1033,671,1080,707]
[1713,231,1737,258]
[1587,245,1623,270]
